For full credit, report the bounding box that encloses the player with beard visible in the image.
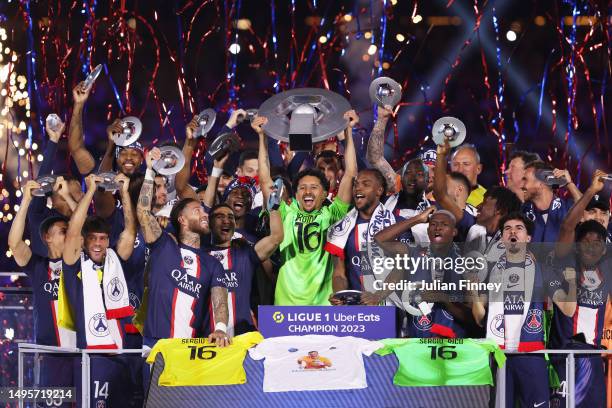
[207,202,283,336]
[253,110,358,306]
[59,173,141,407]
[175,117,259,241]
[325,169,411,305]
[136,148,230,350]
[521,161,579,243]
[470,213,576,408]
[372,210,470,338]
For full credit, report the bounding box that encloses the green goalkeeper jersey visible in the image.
[274,198,350,305]
[375,338,506,387]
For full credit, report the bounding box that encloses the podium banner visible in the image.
[258,306,396,339]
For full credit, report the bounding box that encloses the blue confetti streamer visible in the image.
[491,2,506,151]
[23,0,43,146]
[377,0,388,77]
[103,64,125,114]
[270,0,280,92]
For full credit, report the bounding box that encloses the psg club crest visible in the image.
[413,314,433,331]
[509,273,520,284]
[89,313,110,337]
[107,277,124,302]
[524,309,543,334]
[183,255,194,265]
[490,314,504,338]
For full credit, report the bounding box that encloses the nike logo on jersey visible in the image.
[506,284,519,289]
[533,402,546,407]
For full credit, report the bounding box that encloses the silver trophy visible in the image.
[236,108,259,124]
[96,172,120,192]
[432,116,467,147]
[601,174,612,181]
[83,64,103,90]
[45,114,63,134]
[32,175,57,197]
[112,116,142,147]
[153,146,185,176]
[195,109,216,138]
[536,169,568,187]
[369,77,402,108]
[257,88,351,151]
[208,132,240,160]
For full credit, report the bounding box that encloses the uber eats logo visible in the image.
[272,311,285,323]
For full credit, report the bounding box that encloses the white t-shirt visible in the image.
[248,335,382,392]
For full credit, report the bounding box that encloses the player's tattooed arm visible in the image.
[208,286,231,347]
[137,149,163,244]
[115,173,136,261]
[8,180,38,266]
[366,105,397,194]
[175,116,198,200]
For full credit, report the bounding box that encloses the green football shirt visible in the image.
[375,338,506,387]
[274,198,350,305]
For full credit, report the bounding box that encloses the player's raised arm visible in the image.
[366,105,397,194]
[201,152,229,208]
[8,181,39,267]
[137,148,163,244]
[254,207,284,261]
[253,116,273,205]
[115,173,136,261]
[336,110,359,204]
[63,174,98,265]
[175,116,199,200]
[433,139,464,222]
[373,207,435,255]
[68,81,96,175]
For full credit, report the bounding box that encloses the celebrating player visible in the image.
[253,109,358,305]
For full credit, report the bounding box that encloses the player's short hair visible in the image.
[452,143,481,164]
[39,215,69,240]
[359,168,388,197]
[575,220,607,242]
[448,171,472,193]
[509,150,541,166]
[524,160,552,172]
[499,212,534,236]
[484,186,522,217]
[170,198,200,234]
[293,168,330,193]
[315,150,343,170]
[239,150,258,167]
[82,216,111,238]
[432,209,457,225]
[209,203,234,218]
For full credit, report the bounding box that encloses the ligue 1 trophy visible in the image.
[152,146,185,176]
[194,109,216,138]
[257,88,352,151]
[536,169,569,187]
[208,132,240,160]
[96,172,120,192]
[432,116,467,147]
[369,77,402,108]
[32,176,56,197]
[236,109,259,124]
[111,117,142,147]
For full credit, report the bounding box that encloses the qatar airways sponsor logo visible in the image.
[170,269,202,297]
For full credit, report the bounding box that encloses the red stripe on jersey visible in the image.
[593,309,600,345]
[251,310,258,329]
[227,248,233,270]
[87,344,118,350]
[195,254,201,279]
[354,225,360,253]
[231,292,237,327]
[170,288,178,338]
[50,300,60,346]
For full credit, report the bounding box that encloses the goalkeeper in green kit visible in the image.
[251,110,359,305]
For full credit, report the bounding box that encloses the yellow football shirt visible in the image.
[146,331,263,386]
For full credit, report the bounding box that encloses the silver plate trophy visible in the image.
[536,169,568,187]
[267,177,285,210]
[32,175,57,197]
[603,174,612,181]
[208,132,240,160]
[97,172,120,192]
[153,146,185,176]
[112,116,142,147]
[432,116,467,147]
[369,77,402,108]
[45,114,63,133]
[257,88,351,151]
[83,64,103,90]
[237,108,259,124]
[195,109,216,138]
[332,290,363,305]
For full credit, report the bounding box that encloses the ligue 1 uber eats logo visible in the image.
[273,311,285,323]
